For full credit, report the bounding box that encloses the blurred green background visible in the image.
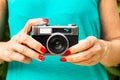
[118,0,120,13]
[0,1,120,80]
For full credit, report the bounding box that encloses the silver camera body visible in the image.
[32,24,78,55]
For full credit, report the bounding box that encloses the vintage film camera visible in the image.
[32,24,78,55]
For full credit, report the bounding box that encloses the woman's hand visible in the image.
[0,18,48,64]
[60,36,110,66]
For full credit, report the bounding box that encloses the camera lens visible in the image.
[53,41,62,50]
[47,33,69,55]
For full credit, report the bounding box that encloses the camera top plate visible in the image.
[32,24,78,35]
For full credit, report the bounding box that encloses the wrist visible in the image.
[99,40,112,67]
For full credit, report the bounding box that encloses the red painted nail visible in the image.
[43,19,48,22]
[40,47,46,53]
[64,50,71,55]
[60,57,67,62]
[38,55,44,61]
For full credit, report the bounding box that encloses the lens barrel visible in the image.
[46,33,69,55]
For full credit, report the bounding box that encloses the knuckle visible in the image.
[86,40,92,47]
[9,42,16,50]
[27,19,34,26]
[71,47,78,53]
[29,51,38,59]
[19,34,28,43]
[88,36,97,40]
[68,56,79,62]
[19,56,26,62]
[69,57,75,62]
[87,36,97,43]
[27,19,32,23]
[95,45,101,52]
[24,35,29,42]
[21,47,27,54]
[6,58,12,62]
[86,60,93,65]
[12,35,22,43]
[82,53,91,59]
[22,48,37,59]
[25,58,32,64]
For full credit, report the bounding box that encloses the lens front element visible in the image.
[46,33,69,55]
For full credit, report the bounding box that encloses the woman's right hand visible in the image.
[0,18,48,64]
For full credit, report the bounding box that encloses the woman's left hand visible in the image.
[60,36,109,66]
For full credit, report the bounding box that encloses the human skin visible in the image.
[60,0,120,67]
[0,0,120,67]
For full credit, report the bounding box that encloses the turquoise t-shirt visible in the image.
[7,0,108,80]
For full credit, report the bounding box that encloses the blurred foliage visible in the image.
[106,65,120,80]
[118,0,120,12]
[0,25,10,80]
[0,1,120,80]
[0,62,8,80]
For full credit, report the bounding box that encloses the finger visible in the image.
[0,50,13,62]
[62,52,94,63]
[9,52,31,64]
[12,42,45,61]
[61,43,100,63]
[18,33,46,54]
[21,18,48,34]
[3,58,12,62]
[72,54,100,66]
[64,36,97,55]
[72,60,95,66]
[0,55,12,62]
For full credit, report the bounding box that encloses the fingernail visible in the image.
[40,47,46,53]
[60,57,67,62]
[43,19,48,22]
[38,55,44,61]
[64,50,71,55]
